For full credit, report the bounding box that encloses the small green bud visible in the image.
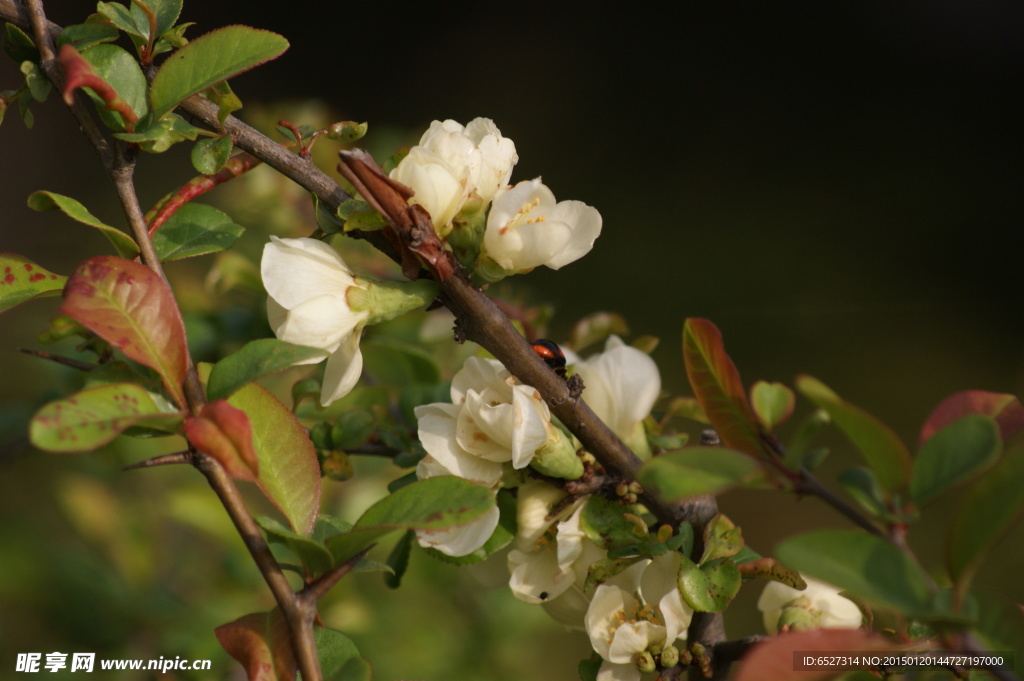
[659,644,679,668]
[530,428,583,479]
[321,450,354,481]
[448,196,486,269]
[635,651,656,674]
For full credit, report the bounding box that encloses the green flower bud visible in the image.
[529,427,583,479]
[659,644,680,668]
[635,651,656,674]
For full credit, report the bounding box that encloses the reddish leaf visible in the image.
[58,44,138,131]
[215,610,295,681]
[61,256,188,408]
[919,390,1024,445]
[185,400,258,481]
[682,318,769,458]
[733,629,902,681]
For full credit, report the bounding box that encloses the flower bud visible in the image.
[659,644,679,668]
[635,651,656,674]
[530,427,583,479]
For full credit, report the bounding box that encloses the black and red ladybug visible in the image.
[530,339,567,378]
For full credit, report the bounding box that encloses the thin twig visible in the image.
[123,451,192,470]
[18,348,95,371]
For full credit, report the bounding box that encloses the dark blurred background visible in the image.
[2,1,1023,679]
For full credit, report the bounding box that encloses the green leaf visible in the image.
[130,0,183,39]
[637,446,765,502]
[775,529,933,614]
[911,414,1001,507]
[314,626,362,681]
[190,134,233,174]
[96,2,147,39]
[4,23,38,63]
[947,443,1024,586]
[149,25,289,120]
[682,318,769,458]
[326,477,495,563]
[677,555,741,613]
[796,375,912,493]
[30,382,182,453]
[383,530,414,589]
[750,380,795,430]
[580,495,646,552]
[207,338,328,402]
[61,256,189,407]
[58,23,121,51]
[113,112,200,152]
[151,202,244,262]
[27,191,138,258]
[21,61,50,101]
[0,253,66,313]
[201,81,242,126]
[701,514,744,563]
[80,43,149,128]
[225,379,321,536]
[361,337,441,386]
[257,515,334,577]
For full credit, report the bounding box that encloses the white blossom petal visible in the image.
[415,403,505,486]
[576,336,661,440]
[320,332,364,406]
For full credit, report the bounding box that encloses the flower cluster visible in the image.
[390,117,602,281]
[412,356,579,556]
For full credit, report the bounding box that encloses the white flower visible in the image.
[412,357,560,556]
[419,117,518,204]
[482,178,602,273]
[391,117,518,233]
[758,575,863,634]
[389,146,470,232]
[261,237,370,406]
[449,356,552,469]
[574,336,660,451]
[584,553,693,681]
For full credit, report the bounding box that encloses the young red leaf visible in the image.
[682,318,770,458]
[58,44,138,131]
[185,400,258,482]
[60,256,188,408]
[215,610,295,681]
[919,390,1024,445]
[733,629,901,681]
